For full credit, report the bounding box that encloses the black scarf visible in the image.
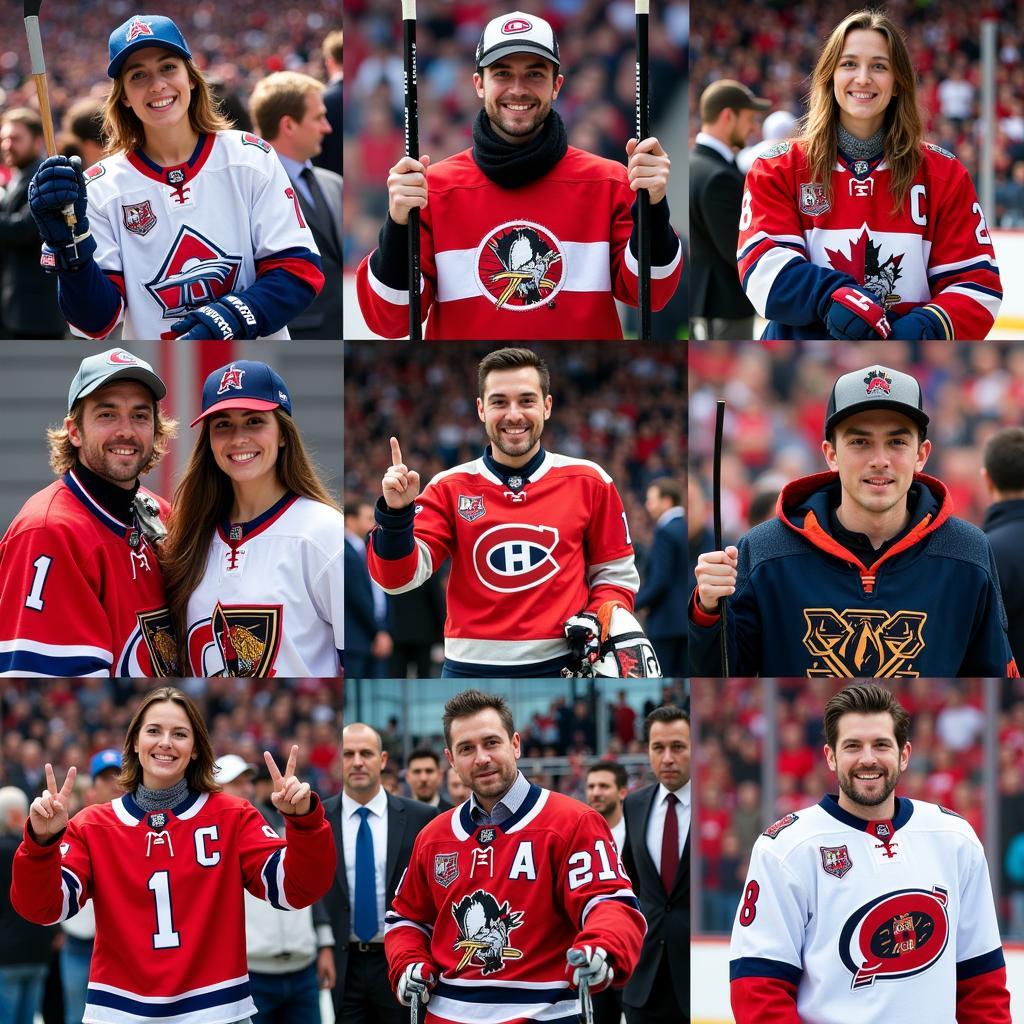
[472,109,568,189]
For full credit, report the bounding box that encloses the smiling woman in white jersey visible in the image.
[27,14,325,340]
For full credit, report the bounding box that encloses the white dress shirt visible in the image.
[645,780,691,870]
[342,787,389,943]
[695,131,736,164]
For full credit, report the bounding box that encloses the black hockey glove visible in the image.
[564,612,601,671]
[167,294,260,340]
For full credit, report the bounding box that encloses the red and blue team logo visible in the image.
[107,350,139,365]
[125,17,154,42]
[122,200,158,237]
[241,133,271,154]
[458,495,486,523]
[145,225,243,319]
[820,844,853,879]
[502,18,532,33]
[434,852,459,888]
[218,365,245,394]
[472,523,560,593]
[838,886,949,990]
[475,221,565,311]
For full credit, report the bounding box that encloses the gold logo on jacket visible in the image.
[802,609,926,677]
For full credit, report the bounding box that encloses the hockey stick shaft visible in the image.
[635,0,651,340]
[402,0,422,340]
[566,950,594,1024]
[714,399,729,677]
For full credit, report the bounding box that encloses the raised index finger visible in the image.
[45,762,57,795]
[285,744,298,779]
[390,436,403,467]
[263,750,283,785]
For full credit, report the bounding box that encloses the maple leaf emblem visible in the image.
[825,229,904,305]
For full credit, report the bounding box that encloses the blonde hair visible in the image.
[47,398,178,477]
[799,9,922,214]
[162,410,340,669]
[250,71,325,141]
[102,55,233,155]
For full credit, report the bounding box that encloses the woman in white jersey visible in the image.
[27,14,324,340]
[162,361,343,676]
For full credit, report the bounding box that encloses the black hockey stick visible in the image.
[714,399,729,677]
[635,0,651,341]
[402,0,422,340]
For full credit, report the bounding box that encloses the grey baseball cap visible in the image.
[825,365,929,437]
[68,348,167,412]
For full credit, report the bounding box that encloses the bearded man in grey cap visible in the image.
[0,347,178,678]
[690,363,1017,678]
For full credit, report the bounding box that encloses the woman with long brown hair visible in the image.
[11,686,335,1024]
[26,14,324,341]
[735,8,1001,340]
[162,360,343,677]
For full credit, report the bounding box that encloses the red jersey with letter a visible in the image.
[0,471,174,677]
[11,790,335,1024]
[385,783,646,1024]
[367,449,638,668]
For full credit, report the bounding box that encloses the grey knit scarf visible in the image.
[134,778,190,812]
[837,124,885,162]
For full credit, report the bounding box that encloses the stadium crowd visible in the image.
[690,0,1024,226]
[341,0,689,270]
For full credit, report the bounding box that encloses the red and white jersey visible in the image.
[385,780,646,1024]
[11,790,335,1024]
[367,449,638,669]
[737,140,1001,339]
[0,471,174,678]
[730,796,1010,1024]
[185,495,343,678]
[80,130,323,340]
[355,147,682,339]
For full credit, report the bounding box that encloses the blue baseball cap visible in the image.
[191,361,292,427]
[108,15,192,79]
[90,749,122,777]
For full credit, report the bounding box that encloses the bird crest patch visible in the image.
[451,889,525,975]
[475,221,565,311]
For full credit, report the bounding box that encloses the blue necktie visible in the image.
[354,806,377,942]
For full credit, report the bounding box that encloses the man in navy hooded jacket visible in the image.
[690,363,1018,678]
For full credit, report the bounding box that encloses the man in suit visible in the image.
[689,80,769,340]
[622,706,690,1023]
[319,723,437,1023]
[0,109,66,338]
[344,499,392,678]
[405,749,453,811]
[314,30,343,176]
[636,477,686,675]
[251,71,342,339]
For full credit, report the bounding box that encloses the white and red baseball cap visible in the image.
[476,11,560,69]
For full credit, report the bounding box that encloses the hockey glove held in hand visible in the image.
[564,612,601,669]
[824,286,892,340]
[397,963,437,1006]
[566,945,614,993]
[887,306,947,340]
[167,294,260,340]
[29,156,95,270]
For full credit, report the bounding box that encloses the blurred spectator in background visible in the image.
[736,108,797,175]
[689,80,768,340]
[0,108,65,338]
[252,71,342,340]
[60,99,105,169]
[315,31,343,176]
[446,765,470,804]
[983,426,1024,667]
[405,748,451,810]
[387,577,446,679]
[344,499,393,679]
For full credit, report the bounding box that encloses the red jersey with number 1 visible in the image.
[11,790,335,1024]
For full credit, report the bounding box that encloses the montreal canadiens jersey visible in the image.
[367,448,638,670]
[11,790,335,1024]
[355,147,682,339]
[0,471,174,677]
[75,130,324,340]
[185,495,343,677]
[737,140,1002,339]
[385,781,646,1024]
[730,796,1010,1024]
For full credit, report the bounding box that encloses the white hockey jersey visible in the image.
[185,495,343,677]
[730,795,1010,1024]
[78,130,323,340]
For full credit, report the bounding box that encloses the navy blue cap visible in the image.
[191,361,292,427]
[90,749,122,777]
[108,15,192,79]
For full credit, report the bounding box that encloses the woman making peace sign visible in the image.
[11,686,335,1024]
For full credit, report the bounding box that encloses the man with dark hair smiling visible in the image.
[731,684,1010,1023]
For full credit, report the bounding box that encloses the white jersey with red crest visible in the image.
[385,780,646,1024]
[0,471,174,678]
[11,790,335,1024]
[185,494,343,677]
[730,795,1010,1024]
[79,129,323,340]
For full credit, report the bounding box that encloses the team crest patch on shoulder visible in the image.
[760,141,791,160]
[241,132,271,153]
[434,852,459,888]
[84,164,105,183]
[800,182,830,216]
[923,142,954,160]
[763,813,798,838]
[122,200,158,236]
[451,889,525,975]
[458,495,487,523]
[475,221,565,311]
[820,844,853,878]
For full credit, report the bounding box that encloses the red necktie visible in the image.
[661,792,678,894]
